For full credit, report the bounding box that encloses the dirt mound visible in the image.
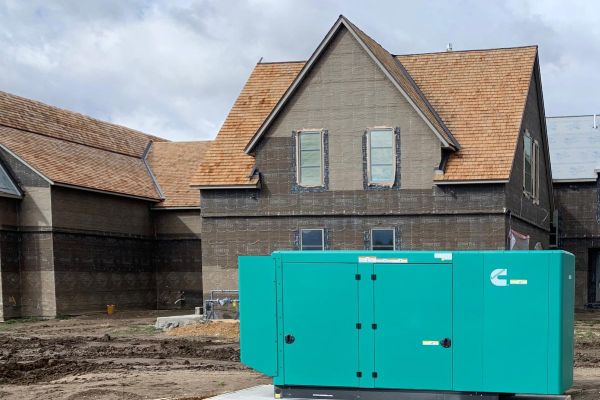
[0,358,99,385]
[0,332,240,385]
[166,321,240,340]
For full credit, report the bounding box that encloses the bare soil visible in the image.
[0,311,267,399]
[0,311,598,399]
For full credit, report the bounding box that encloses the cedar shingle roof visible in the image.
[147,141,211,207]
[191,17,537,187]
[398,46,537,181]
[0,91,165,157]
[0,126,160,199]
[191,62,304,187]
[0,90,207,205]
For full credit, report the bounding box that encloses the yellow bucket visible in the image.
[107,304,115,316]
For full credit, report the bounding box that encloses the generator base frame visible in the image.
[274,385,572,400]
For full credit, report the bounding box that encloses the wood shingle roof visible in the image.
[147,141,211,207]
[191,16,537,187]
[0,90,208,205]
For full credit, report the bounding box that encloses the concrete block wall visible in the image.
[19,232,56,317]
[154,239,202,309]
[554,181,599,306]
[200,213,508,301]
[52,232,156,314]
[0,197,20,321]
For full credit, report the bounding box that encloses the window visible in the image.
[297,131,323,187]
[368,128,395,185]
[523,131,540,201]
[523,134,532,194]
[371,228,395,250]
[532,140,540,201]
[300,229,324,251]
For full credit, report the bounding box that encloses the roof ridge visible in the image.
[153,140,212,145]
[257,60,307,65]
[0,122,144,159]
[395,45,538,57]
[253,46,539,66]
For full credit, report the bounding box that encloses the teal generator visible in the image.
[239,251,575,400]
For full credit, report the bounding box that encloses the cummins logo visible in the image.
[490,268,508,286]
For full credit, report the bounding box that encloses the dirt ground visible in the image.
[0,311,599,399]
[0,311,268,400]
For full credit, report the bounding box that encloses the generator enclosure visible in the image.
[239,251,574,396]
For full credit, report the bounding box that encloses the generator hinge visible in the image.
[371,323,377,330]
[356,371,362,378]
[372,372,378,378]
[355,274,361,280]
[371,274,377,281]
[356,323,362,329]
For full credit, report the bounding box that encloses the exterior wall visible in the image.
[51,187,156,314]
[201,184,508,298]
[52,232,156,314]
[51,186,153,236]
[0,197,20,321]
[505,69,552,247]
[554,182,598,306]
[201,213,507,296]
[199,27,530,302]
[153,209,201,237]
[264,26,441,192]
[153,210,202,309]
[0,148,56,318]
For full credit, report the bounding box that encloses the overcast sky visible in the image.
[0,0,598,141]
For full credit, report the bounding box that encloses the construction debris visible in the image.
[166,320,239,340]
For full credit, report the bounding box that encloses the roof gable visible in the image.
[244,15,458,154]
[191,20,539,188]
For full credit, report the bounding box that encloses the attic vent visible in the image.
[594,114,597,129]
[446,43,453,52]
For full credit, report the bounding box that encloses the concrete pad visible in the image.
[203,385,571,400]
[154,314,204,330]
[205,385,275,400]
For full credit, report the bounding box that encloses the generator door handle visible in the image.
[441,338,451,348]
[285,334,295,344]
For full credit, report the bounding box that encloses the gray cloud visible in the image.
[0,0,598,140]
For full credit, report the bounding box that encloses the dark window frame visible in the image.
[370,228,396,251]
[299,228,325,251]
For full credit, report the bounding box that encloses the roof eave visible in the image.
[53,182,162,202]
[435,179,509,185]
[190,183,259,190]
